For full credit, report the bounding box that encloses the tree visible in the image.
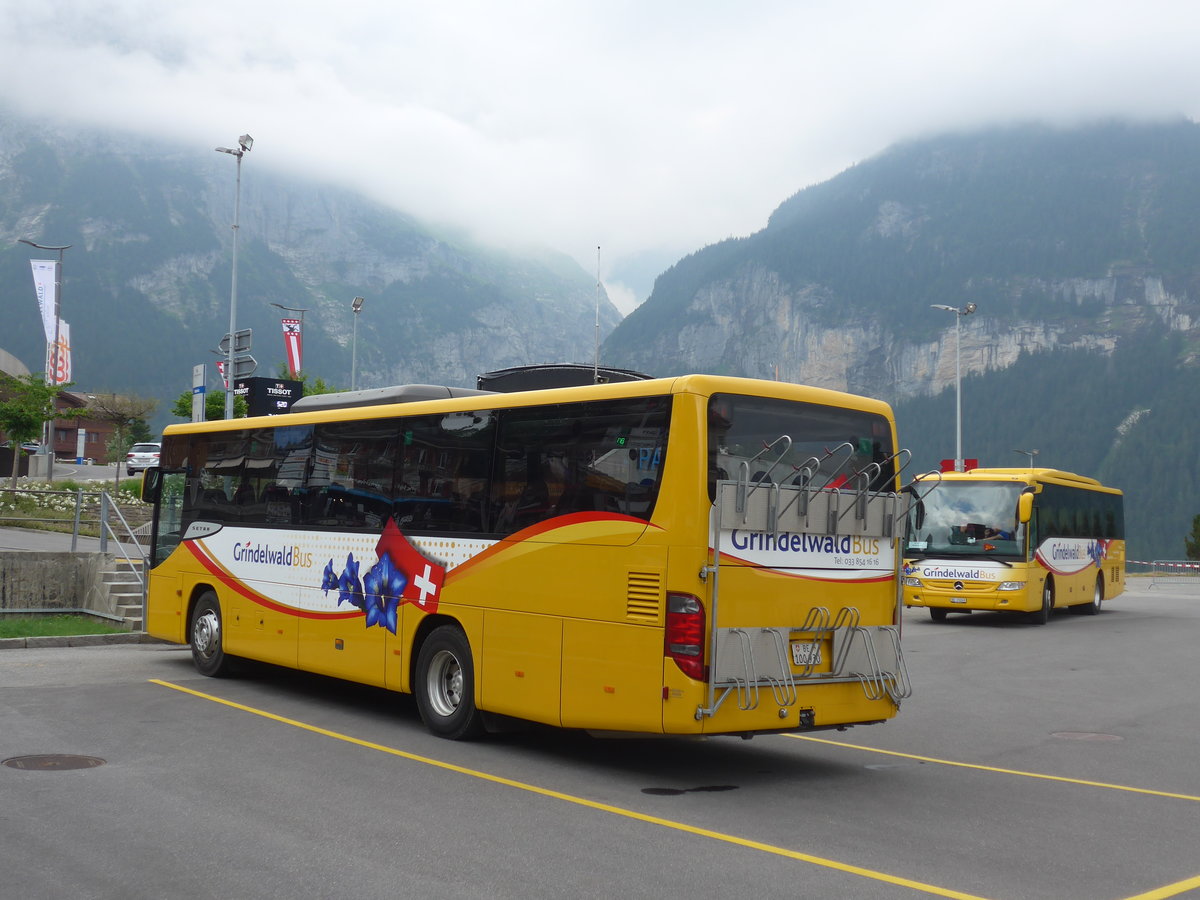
[87,393,159,489]
[1186,515,1200,560]
[170,367,336,422]
[171,390,247,421]
[0,374,80,488]
[274,364,340,397]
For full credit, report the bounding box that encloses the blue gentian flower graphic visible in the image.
[363,553,407,634]
[321,559,338,595]
[337,553,365,610]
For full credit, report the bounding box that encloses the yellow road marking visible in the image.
[1121,873,1200,899]
[784,734,1200,803]
[149,679,988,900]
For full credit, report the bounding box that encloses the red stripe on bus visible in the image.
[183,540,363,621]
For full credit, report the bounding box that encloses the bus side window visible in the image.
[491,397,669,537]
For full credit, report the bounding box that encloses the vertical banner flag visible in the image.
[29,260,57,342]
[281,318,302,377]
[54,319,70,384]
[43,319,71,384]
[216,360,228,389]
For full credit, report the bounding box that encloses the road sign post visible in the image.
[192,364,207,422]
[232,354,257,380]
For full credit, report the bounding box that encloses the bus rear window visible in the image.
[707,394,895,501]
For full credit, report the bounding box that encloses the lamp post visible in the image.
[1012,448,1039,472]
[351,297,365,390]
[215,134,253,418]
[931,302,977,472]
[270,302,307,378]
[18,238,71,479]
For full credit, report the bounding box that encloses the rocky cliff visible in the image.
[0,113,620,412]
[603,121,1200,406]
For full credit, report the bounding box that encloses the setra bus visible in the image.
[902,467,1124,624]
[141,374,913,739]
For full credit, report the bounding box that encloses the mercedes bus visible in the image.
[903,467,1124,624]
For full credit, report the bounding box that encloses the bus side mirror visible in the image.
[141,467,162,503]
[1017,491,1033,524]
[901,484,925,529]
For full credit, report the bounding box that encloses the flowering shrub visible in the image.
[0,481,148,535]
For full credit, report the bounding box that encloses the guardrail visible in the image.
[0,487,148,578]
[1149,560,1200,589]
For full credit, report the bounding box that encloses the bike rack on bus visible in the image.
[697,439,916,723]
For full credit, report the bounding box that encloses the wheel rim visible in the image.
[425,649,464,718]
[1093,580,1103,610]
[193,609,219,659]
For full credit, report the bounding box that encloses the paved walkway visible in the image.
[0,526,142,556]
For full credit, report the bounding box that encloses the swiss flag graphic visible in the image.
[375,518,447,613]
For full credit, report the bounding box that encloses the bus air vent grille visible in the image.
[626,571,662,622]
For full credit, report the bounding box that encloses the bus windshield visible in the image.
[905,481,1026,559]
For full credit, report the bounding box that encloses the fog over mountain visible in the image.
[2,114,1197,561]
[601,120,1200,562]
[0,113,620,413]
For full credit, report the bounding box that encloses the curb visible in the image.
[0,632,165,651]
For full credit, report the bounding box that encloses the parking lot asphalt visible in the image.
[2,580,1199,899]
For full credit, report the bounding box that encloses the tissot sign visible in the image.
[234,377,302,416]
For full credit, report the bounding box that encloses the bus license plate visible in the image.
[791,641,821,667]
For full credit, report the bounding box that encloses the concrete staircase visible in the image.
[99,559,145,631]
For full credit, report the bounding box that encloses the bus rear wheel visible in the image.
[415,625,485,740]
[190,591,232,677]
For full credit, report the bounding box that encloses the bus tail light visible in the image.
[665,592,706,681]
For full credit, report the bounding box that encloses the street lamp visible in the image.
[1012,448,1039,471]
[270,302,307,378]
[351,297,365,390]
[216,134,253,418]
[18,238,71,479]
[931,302,978,472]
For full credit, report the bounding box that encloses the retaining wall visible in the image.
[0,552,116,616]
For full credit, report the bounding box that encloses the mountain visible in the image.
[0,113,621,430]
[3,112,1197,561]
[601,120,1200,562]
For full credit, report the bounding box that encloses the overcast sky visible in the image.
[2,1,1198,313]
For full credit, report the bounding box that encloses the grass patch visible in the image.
[0,614,128,639]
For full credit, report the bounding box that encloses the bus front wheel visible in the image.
[929,608,948,622]
[1030,579,1053,626]
[415,625,485,740]
[190,591,232,677]
[1082,575,1103,615]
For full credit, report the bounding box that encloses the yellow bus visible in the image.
[142,374,912,739]
[902,468,1124,624]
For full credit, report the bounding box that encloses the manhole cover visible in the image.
[1051,732,1123,742]
[2,754,106,771]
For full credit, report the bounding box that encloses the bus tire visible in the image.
[1082,575,1103,615]
[190,591,232,677]
[1030,579,1053,625]
[415,625,485,740]
[929,608,948,622]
